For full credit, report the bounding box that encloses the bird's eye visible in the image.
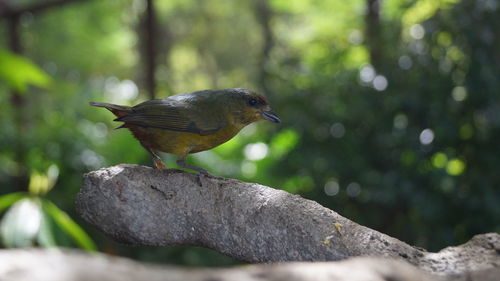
[248,98,258,106]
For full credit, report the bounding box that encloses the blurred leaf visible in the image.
[270,129,299,158]
[0,50,51,93]
[344,45,370,68]
[282,175,314,193]
[0,192,28,213]
[403,0,459,27]
[271,0,309,13]
[0,198,42,248]
[37,209,57,247]
[28,164,59,195]
[28,171,50,195]
[41,199,97,251]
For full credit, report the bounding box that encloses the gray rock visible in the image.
[75,164,500,277]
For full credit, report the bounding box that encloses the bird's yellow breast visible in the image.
[138,124,243,156]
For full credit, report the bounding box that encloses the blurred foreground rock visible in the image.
[3,248,499,281]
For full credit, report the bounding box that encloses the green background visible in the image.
[1,0,499,266]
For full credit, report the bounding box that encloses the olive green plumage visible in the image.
[90,88,280,174]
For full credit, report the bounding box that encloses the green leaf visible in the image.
[41,199,97,251]
[0,198,42,248]
[0,50,51,93]
[37,209,57,247]
[402,0,460,28]
[0,192,28,213]
[270,129,300,158]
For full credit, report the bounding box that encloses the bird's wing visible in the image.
[115,99,226,135]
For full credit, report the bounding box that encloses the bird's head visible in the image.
[224,88,281,126]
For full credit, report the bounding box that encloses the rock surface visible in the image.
[75,164,500,277]
[0,249,441,281]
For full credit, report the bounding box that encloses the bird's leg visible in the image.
[141,144,166,169]
[176,156,208,175]
[153,156,166,169]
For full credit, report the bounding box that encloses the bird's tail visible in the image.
[89,102,132,118]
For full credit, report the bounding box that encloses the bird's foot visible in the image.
[153,159,166,169]
[189,166,209,175]
[176,159,209,175]
[193,167,209,187]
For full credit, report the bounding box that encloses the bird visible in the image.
[90,88,280,174]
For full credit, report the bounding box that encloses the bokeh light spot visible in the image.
[244,142,269,161]
[359,64,375,82]
[346,182,361,197]
[324,180,340,196]
[393,114,408,129]
[419,128,434,145]
[330,123,345,138]
[398,55,413,70]
[452,86,467,101]
[373,75,388,91]
[446,159,465,176]
[432,152,448,168]
[410,24,425,39]
[105,78,139,104]
[80,149,104,169]
[94,122,108,139]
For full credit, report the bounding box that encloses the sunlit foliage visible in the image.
[1,0,499,265]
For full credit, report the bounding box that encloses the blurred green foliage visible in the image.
[0,168,96,251]
[0,50,51,92]
[1,0,499,266]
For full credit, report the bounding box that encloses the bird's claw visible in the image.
[176,158,209,175]
[197,168,208,175]
[154,159,166,169]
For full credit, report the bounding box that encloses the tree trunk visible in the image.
[138,0,158,99]
[365,0,382,70]
[254,0,274,94]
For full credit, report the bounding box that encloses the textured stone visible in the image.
[0,249,443,281]
[76,164,500,276]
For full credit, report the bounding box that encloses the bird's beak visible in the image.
[261,110,281,123]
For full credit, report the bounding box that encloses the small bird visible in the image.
[90,88,280,174]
